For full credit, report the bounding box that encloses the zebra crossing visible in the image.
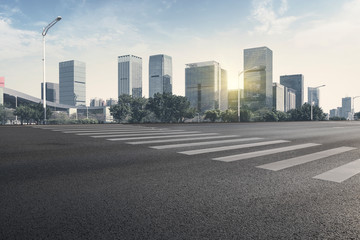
[35,125,360,183]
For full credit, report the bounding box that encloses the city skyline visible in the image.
[1,0,360,113]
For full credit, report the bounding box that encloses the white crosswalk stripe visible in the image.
[62,128,170,134]
[150,137,264,149]
[213,143,321,162]
[107,133,219,141]
[76,130,183,135]
[92,131,199,138]
[256,147,356,171]
[313,158,360,183]
[178,140,290,155]
[127,135,240,145]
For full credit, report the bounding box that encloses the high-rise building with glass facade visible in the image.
[59,60,86,106]
[149,54,172,97]
[273,83,284,112]
[284,87,296,112]
[308,87,320,107]
[41,82,59,104]
[228,89,244,111]
[118,55,142,98]
[243,46,273,110]
[342,97,353,120]
[185,61,228,112]
[280,74,304,109]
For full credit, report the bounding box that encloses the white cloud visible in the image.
[250,0,298,35]
[278,0,288,15]
[0,17,40,60]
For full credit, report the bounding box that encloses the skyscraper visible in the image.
[284,87,296,112]
[272,83,284,112]
[149,54,172,97]
[243,46,273,110]
[41,82,59,104]
[280,74,304,109]
[59,60,86,106]
[342,97,353,120]
[185,61,228,112]
[308,87,320,107]
[118,55,142,98]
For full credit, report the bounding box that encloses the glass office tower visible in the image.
[280,74,304,109]
[59,60,86,106]
[41,82,59,104]
[149,54,172,97]
[185,61,228,113]
[243,46,273,110]
[118,55,142,98]
[342,97,353,120]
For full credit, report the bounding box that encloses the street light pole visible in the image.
[42,16,61,124]
[237,66,265,122]
[310,85,325,121]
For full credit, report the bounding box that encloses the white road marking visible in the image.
[257,147,356,171]
[213,143,321,162]
[107,133,218,141]
[150,137,264,149]
[179,140,289,155]
[313,158,360,183]
[92,131,199,138]
[63,129,170,133]
[126,135,239,145]
[76,130,183,135]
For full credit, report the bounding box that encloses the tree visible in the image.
[0,104,8,124]
[110,94,132,123]
[276,111,289,121]
[287,103,326,121]
[221,109,237,122]
[31,103,52,124]
[263,110,279,122]
[172,95,196,123]
[240,109,252,122]
[204,109,221,122]
[146,93,194,123]
[129,97,149,123]
[14,105,34,125]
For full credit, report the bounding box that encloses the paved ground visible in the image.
[1,122,360,239]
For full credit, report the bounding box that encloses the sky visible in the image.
[1,0,360,113]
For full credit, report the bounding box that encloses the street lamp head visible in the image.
[313,84,326,89]
[42,16,62,36]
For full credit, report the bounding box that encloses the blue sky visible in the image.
[1,0,360,112]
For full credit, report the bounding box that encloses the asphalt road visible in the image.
[1,121,360,239]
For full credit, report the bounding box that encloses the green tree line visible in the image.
[12,103,52,125]
[110,93,196,123]
[204,103,327,122]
